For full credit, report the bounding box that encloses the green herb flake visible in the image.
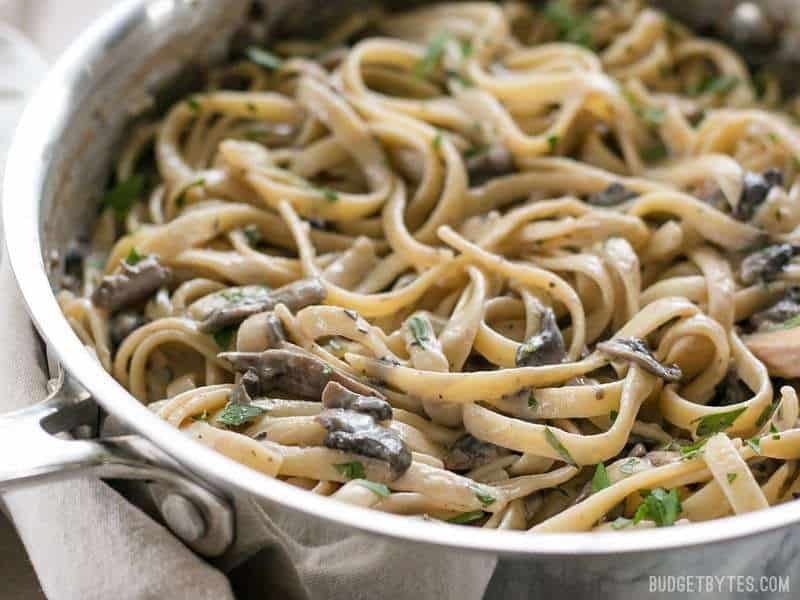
[544,426,575,464]
[334,461,366,480]
[783,314,800,329]
[407,315,431,348]
[692,406,746,437]
[727,472,737,484]
[213,326,237,349]
[103,174,145,220]
[591,463,610,493]
[528,391,538,409]
[543,0,593,49]
[619,458,639,474]
[447,510,486,524]
[689,74,740,97]
[679,438,708,460]
[314,187,339,203]
[415,30,450,78]
[770,424,781,440]
[243,224,263,246]
[641,107,665,127]
[125,247,143,265]
[633,487,682,527]
[432,131,444,150]
[186,96,201,113]
[611,516,633,530]
[175,178,205,209]
[463,143,490,160]
[245,46,284,71]
[792,156,800,170]
[216,402,267,427]
[356,480,391,497]
[470,484,496,507]
[746,437,761,455]
[547,134,559,153]
[192,410,209,422]
[756,402,776,427]
[609,410,619,423]
[642,143,669,162]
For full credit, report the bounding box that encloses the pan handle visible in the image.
[0,365,234,557]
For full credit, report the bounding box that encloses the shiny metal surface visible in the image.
[2,1,800,596]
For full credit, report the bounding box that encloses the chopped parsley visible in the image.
[679,438,708,460]
[103,174,145,220]
[641,107,665,127]
[213,326,237,348]
[528,391,538,409]
[727,472,738,484]
[334,461,366,480]
[770,424,781,440]
[432,130,444,150]
[175,178,205,209]
[692,406,746,437]
[407,315,431,348]
[591,463,610,493]
[186,96,201,112]
[547,134,559,153]
[783,314,800,329]
[756,403,776,428]
[746,437,761,454]
[470,484,496,507]
[216,402,266,427]
[125,247,143,265]
[689,75,740,97]
[415,31,450,78]
[642,143,669,162]
[192,410,209,422]
[544,426,575,464]
[633,487,682,527]
[609,410,619,423]
[543,0,593,48]
[243,224,263,246]
[447,510,487,524]
[245,46,284,71]
[619,458,639,474]
[356,480,391,497]
[314,186,339,202]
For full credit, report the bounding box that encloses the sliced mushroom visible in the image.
[596,337,682,382]
[229,369,261,405]
[745,327,800,377]
[627,442,647,458]
[515,308,567,367]
[644,450,680,467]
[739,243,800,285]
[750,286,800,331]
[734,169,783,221]
[199,278,326,332]
[219,347,382,400]
[321,381,392,421]
[586,182,638,207]
[443,434,509,471]
[466,144,514,187]
[92,257,171,312]
[710,369,751,406]
[316,409,412,478]
[109,312,146,347]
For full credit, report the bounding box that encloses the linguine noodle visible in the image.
[59,1,800,532]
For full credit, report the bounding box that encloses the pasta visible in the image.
[59,0,800,533]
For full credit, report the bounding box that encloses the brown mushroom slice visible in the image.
[745,327,800,377]
[109,312,146,347]
[229,369,260,405]
[321,381,392,421]
[199,277,326,332]
[596,337,682,382]
[219,347,382,400]
[739,244,800,286]
[515,308,567,368]
[316,408,412,479]
[443,434,509,472]
[750,286,800,331]
[92,257,170,312]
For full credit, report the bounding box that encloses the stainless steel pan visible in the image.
[3,1,799,597]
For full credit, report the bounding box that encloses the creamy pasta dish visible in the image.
[59,0,800,532]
